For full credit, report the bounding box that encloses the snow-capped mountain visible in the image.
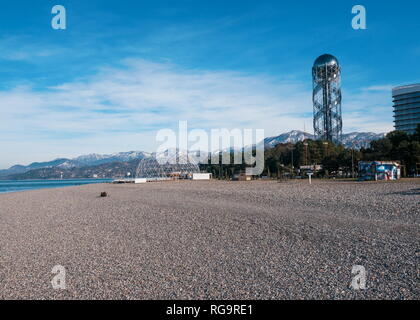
[341,132,386,149]
[262,130,385,149]
[72,151,151,167]
[212,130,384,154]
[153,148,211,163]
[264,130,314,148]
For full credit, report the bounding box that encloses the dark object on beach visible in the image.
[100,192,108,197]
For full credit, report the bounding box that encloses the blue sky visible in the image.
[0,0,419,168]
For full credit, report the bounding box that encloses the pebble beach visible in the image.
[0,179,418,299]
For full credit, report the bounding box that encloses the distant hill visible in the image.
[5,160,140,180]
[0,131,386,179]
[0,151,149,178]
[0,158,69,178]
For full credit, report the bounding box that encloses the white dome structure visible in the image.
[135,151,201,181]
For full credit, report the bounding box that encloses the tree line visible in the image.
[201,125,420,179]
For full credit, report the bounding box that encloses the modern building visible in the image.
[312,54,343,144]
[392,84,420,135]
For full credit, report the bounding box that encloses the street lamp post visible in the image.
[323,141,329,156]
[323,142,329,177]
[307,172,313,185]
[351,141,357,179]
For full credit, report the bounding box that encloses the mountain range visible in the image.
[263,131,385,149]
[0,151,150,178]
[0,130,385,179]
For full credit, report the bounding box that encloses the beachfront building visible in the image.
[358,161,401,181]
[192,173,212,180]
[393,84,420,135]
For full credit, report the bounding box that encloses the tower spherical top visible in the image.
[313,54,339,67]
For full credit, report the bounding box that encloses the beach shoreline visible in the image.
[0,179,113,195]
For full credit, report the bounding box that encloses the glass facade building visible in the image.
[392,84,420,135]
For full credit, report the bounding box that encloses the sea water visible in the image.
[0,179,112,194]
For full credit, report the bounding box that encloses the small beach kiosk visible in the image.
[358,161,401,181]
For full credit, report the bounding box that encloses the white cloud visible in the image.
[0,36,65,62]
[342,85,394,133]
[361,85,395,92]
